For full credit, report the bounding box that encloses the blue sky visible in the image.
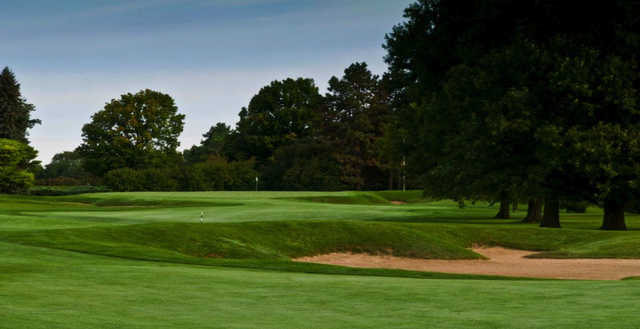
[1,0,413,163]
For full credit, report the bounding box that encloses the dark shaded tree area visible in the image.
[36,150,96,186]
[383,0,640,229]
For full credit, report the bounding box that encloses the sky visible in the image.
[1,0,413,164]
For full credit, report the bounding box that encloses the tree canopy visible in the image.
[0,138,37,193]
[231,78,323,166]
[78,89,185,176]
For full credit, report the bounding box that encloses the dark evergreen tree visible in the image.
[0,67,40,143]
[321,63,390,190]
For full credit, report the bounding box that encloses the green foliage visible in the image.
[191,156,232,190]
[231,78,323,165]
[37,150,95,185]
[0,67,40,143]
[183,123,232,163]
[78,89,185,176]
[384,1,640,228]
[0,138,37,193]
[104,167,180,192]
[263,142,344,190]
[321,63,390,189]
[188,65,393,191]
[104,168,144,191]
[103,158,257,192]
[29,185,111,196]
[39,151,85,178]
[227,158,258,189]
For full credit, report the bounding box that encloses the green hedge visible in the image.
[29,185,111,196]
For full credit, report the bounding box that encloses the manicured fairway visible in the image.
[2,191,640,328]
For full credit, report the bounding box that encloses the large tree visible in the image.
[78,89,185,176]
[0,67,40,143]
[321,63,390,189]
[231,78,323,167]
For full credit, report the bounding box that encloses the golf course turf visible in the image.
[2,191,640,328]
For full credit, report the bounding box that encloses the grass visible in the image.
[2,190,640,328]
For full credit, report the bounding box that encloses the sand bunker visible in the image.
[295,247,640,280]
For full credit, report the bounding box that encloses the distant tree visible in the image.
[263,142,343,190]
[103,168,144,192]
[0,138,37,193]
[0,67,40,143]
[228,159,258,190]
[184,123,232,163]
[232,78,323,166]
[40,151,89,180]
[192,156,232,190]
[321,63,390,189]
[78,89,185,176]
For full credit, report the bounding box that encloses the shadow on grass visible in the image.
[365,215,523,225]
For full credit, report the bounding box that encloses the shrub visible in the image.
[228,159,258,190]
[196,156,232,190]
[104,168,144,191]
[29,185,111,196]
[0,139,37,193]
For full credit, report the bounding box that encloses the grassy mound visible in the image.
[5,220,640,266]
[0,221,480,262]
[285,190,427,205]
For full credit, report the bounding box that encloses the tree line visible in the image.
[2,0,640,230]
[37,63,408,192]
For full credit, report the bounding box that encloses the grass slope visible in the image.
[2,241,640,329]
[2,191,640,328]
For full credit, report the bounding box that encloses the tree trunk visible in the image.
[540,196,560,228]
[522,198,542,223]
[388,170,393,190]
[601,198,626,230]
[494,194,510,219]
[512,202,518,212]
